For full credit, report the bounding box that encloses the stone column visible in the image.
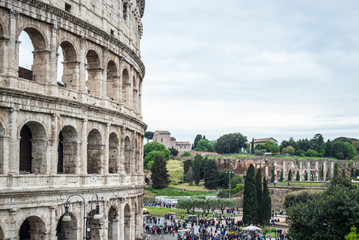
[299,161,303,181]
[79,37,87,95]
[119,127,126,175]
[265,164,268,179]
[112,219,120,240]
[323,161,327,181]
[104,123,110,175]
[81,119,88,174]
[119,202,125,240]
[49,114,59,175]
[0,36,9,74]
[291,161,295,181]
[8,108,18,175]
[315,161,319,181]
[282,160,286,181]
[331,161,335,179]
[49,206,57,239]
[307,161,311,180]
[7,10,18,78]
[50,24,58,86]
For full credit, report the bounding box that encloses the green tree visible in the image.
[218,170,235,189]
[204,159,219,189]
[144,150,167,169]
[282,145,295,155]
[296,171,300,181]
[355,169,359,178]
[288,169,292,181]
[144,131,154,143]
[151,155,170,189]
[287,179,359,240]
[264,141,280,153]
[271,169,275,183]
[280,169,284,182]
[215,133,247,154]
[177,198,194,213]
[193,155,202,185]
[193,134,203,150]
[195,139,215,152]
[346,226,359,240]
[144,142,170,160]
[168,147,179,157]
[243,164,257,225]
[251,138,255,154]
[217,198,237,214]
[262,177,272,225]
[183,159,193,176]
[256,168,263,225]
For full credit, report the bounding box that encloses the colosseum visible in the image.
[0,0,146,239]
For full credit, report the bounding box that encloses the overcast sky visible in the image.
[140,0,359,143]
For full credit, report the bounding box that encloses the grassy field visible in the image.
[170,181,214,192]
[143,206,240,218]
[167,159,184,182]
[144,186,211,197]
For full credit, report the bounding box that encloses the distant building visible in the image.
[253,137,278,148]
[153,130,192,152]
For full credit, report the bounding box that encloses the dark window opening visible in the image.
[123,3,128,20]
[110,29,114,36]
[57,132,64,174]
[18,67,33,81]
[20,125,32,173]
[65,3,71,12]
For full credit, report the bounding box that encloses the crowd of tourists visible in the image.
[143,213,292,240]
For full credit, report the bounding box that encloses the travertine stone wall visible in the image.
[0,0,146,239]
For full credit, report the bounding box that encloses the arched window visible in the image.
[108,206,118,240]
[86,50,102,97]
[122,69,130,108]
[19,216,46,239]
[123,3,128,20]
[109,133,119,174]
[19,122,47,174]
[57,41,78,89]
[57,212,77,239]
[87,209,101,239]
[106,61,118,101]
[87,129,102,174]
[18,28,48,84]
[58,126,78,174]
[124,204,131,239]
[124,136,131,174]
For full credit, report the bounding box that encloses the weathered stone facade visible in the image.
[0,0,146,239]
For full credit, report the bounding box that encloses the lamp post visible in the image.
[63,193,102,240]
[226,171,232,198]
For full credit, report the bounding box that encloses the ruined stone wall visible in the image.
[0,0,146,239]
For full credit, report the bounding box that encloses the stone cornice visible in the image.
[0,0,145,77]
[0,85,148,130]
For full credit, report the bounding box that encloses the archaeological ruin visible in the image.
[0,0,146,239]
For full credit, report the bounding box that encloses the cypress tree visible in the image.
[288,169,292,181]
[251,138,255,154]
[262,177,272,225]
[193,155,202,185]
[280,169,284,182]
[243,164,257,225]
[204,159,219,189]
[256,168,263,225]
[304,171,308,180]
[151,155,170,189]
[296,171,300,181]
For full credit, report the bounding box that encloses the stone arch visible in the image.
[86,50,102,97]
[124,136,131,174]
[0,220,4,240]
[18,27,48,84]
[58,41,79,90]
[87,129,102,174]
[19,121,47,174]
[87,209,101,240]
[132,75,138,111]
[19,216,46,240]
[109,132,119,174]
[58,125,79,174]
[121,68,130,108]
[106,60,118,101]
[108,206,118,240]
[0,122,4,174]
[124,204,131,240]
[56,212,77,240]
